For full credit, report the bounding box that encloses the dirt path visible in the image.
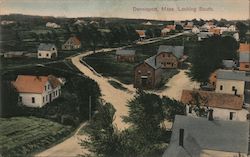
[154,70,200,100]
[36,122,89,157]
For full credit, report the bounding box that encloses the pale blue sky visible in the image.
[0,0,249,20]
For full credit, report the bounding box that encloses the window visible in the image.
[39,53,41,56]
[245,65,249,68]
[48,85,50,90]
[229,112,236,120]
[46,95,48,101]
[188,106,192,113]
[162,54,165,57]
[43,96,44,103]
[44,86,46,91]
[147,71,151,75]
[232,86,235,91]
[220,85,223,90]
[32,97,35,103]
[46,53,49,57]
[138,70,141,74]
[19,96,22,102]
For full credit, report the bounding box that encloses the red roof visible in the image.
[67,37,81,45]
[12,75,61,94]
[239,43,250,53]
[181,90,243,110]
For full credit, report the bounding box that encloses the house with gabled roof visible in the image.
[116,49,135,62]
[181,89,249,121]
[37,43,57,59]
[136,30,146,40]
[62,36,81,50]
[12,75,62,108]
[163,115,249,157]
[134,55,163,89]
[156,45,185,69]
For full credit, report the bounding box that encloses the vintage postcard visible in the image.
[0,0,249,157]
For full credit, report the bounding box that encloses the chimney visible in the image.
[179,128,184,147]
[208,109,214,121]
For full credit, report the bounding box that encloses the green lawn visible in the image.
[0,117,73,157]
[84,34,197,84]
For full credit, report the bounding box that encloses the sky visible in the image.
[0,0,249,20]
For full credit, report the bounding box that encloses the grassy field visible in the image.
[84,34,197,84]
[0,117,73,157]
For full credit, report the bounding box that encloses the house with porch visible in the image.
[155,45,185,69]
[62,36,81,50]
[163,115,249,157]
[12,75,62,108]
[116,49,135,62]
[37,43,57,59]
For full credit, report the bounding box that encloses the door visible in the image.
[141,76,148,87]
[49,93,52,103]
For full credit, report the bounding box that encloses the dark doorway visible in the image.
[141,76,148,87]
[49,93,52,103]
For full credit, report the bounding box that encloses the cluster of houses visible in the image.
[133,45,187,89]
[163,43,250,157]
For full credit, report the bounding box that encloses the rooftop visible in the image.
[163,115,249,157]
[12,75,61,94]
[157,45,184,59]
[216,69,250,82]
[38,43,56,51]
[181,89,244,110]
[239,52,250,62]
[144,55,161,69]
[239,43,250,53]
[116,49,135,56]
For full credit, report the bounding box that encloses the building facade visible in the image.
[37,43,57,59]
[62,37,81,50]
[116,50,135,62]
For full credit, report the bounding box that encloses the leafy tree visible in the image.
[188,92,208,117]
[0,80,19,117]
[145,29,153,38]
[162,96,186,121]
[188,36,239,83]
[236,22,248,42]
[175,24,183,31]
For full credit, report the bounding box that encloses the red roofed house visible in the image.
[12,75,62,107]
[62,36,81,50]
[238,43,250,71]
[181,89,249,121]
[136,30,146,41]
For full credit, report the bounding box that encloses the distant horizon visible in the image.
[0,0,249,21]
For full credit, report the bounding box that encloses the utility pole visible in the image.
[89,96,92,121]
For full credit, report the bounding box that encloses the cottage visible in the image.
[134,56,162,89]
[116,50,135,62]
[239,43,250,71]
[46,22,60,28]
[62,37,81,50]
[37,43,57,59]
[156,45,185,69]
[181,89,249,121]
[136,30,146,40]
[161,28,171,36]
[191,26,200,34]
[12,75,62,108]
[163,115,249,157]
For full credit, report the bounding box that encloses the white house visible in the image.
[12,75,62,108]
[181,89,249,121]
[37,43,57,59]
[215,70,250,96]
[163,115,249,157]
[191,26,200,34]
[46,22,61,28]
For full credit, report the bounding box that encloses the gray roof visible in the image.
[38,43,56,51]
[116,50,135,56]
[222,60,236,68]
[198,32,213,38]
[157,45,184,59]
[240,53,250,62]
[144,55,161,69]
[216,69,250,82]
[163,115,249,157]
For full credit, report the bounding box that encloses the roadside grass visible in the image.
[155,69,180,90]
[0,117,73,157]
[108,80,128,91]
[84,34,197,85]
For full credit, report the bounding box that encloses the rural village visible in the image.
[0,1,250,157]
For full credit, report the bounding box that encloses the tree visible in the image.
[188,36,239,83]
[188,92,208,117]
[82,103,123,157]
[236,22,248,42]
[162,96,186,121]
[175,24,183,31]
[145,29,153,38]
[0,80,19,117]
